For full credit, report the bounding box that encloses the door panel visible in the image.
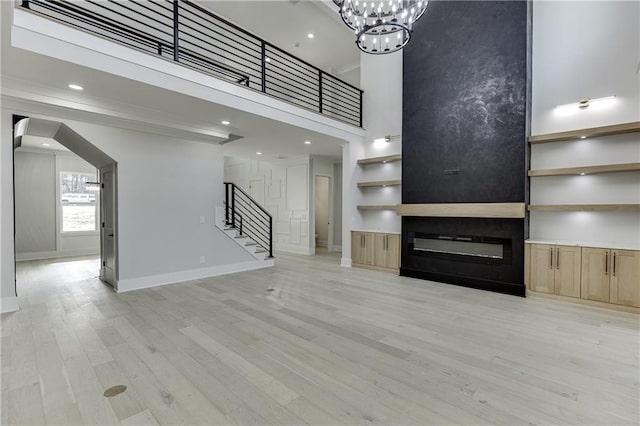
[100,166,116,287]
[362,233,374,265]
[351,231,363,264]
[554,246,581,298]
[530,244,555,293]
[610,250,640,307]
[581,247,610,303]
[386,234,400,270]
[373,234,386,267]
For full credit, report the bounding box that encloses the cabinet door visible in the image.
[610,250,640,307]
[373,234,387,267]
[581,248,610,303]
[530,244,555,293]
[351,232,364,265]
[385,234,400,270]
[554,246,582,298]
[362,233,375,265]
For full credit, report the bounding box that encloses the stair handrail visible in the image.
[224,182,273,258]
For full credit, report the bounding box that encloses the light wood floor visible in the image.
[2,252,639,425]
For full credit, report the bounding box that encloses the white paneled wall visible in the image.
[225,155,344,254]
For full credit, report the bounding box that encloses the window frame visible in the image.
[59,170,100,235]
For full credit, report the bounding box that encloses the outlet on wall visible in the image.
[199,256,205,264]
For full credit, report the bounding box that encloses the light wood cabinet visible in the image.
[555,245,582,298]
[351,231,374,266]
[352,231,400,271]
[527,243,640,310]
[529,244,555,293]
[610,250,640,307]
[374,233,400,270]
[581,248,640,307]
[529,243,581,297]
[581,248,610,303]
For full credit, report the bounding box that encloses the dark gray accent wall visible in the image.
[402,1,527,203]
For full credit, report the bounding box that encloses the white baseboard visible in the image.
[316,240,328,248]
[1,296,19,313]
[341,257,352,267]
[16,249,100,261]
[331,245,343,252]
[275,244,313,255]
[116,259,274,293]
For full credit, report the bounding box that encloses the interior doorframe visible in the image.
[12,115,119,292]
[314,174,333,252]
[99,162,118,289]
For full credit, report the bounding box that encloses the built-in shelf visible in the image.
[357,205,397,211]
[357,154,402,165]
[528,162,640,177]
[396,203,526,218]
[528,204,640,212]
[529,121,640,144]
[357,179,402,188]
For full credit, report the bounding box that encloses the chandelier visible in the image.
[332,0,429,55]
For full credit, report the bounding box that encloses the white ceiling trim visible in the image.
[2,92,228,144]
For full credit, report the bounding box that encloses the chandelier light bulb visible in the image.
[340,0,428,54]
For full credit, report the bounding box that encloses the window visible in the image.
[60,171,98,232]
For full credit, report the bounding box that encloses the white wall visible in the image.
[15,147,100,260]
[0,111,17,311]
[531,1,640,134]
[225,155,344,254]
[225,156,313,254]
[355,50,403,234]
[1,108,256,304]
[530,1,640,248]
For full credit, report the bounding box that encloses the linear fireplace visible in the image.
[409,232,512,264]
[401,217,525,296]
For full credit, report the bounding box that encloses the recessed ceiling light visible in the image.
[304,141,311,145]
[41,143,50,147]
[265,57,271,62]
[580,135,587,139]
[307,33,314,39]
[256,152,262,155]
[68,84,83,91]
[221,120,230,125]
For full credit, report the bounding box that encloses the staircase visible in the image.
[215,182,273,263]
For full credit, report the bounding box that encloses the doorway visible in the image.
[100,164,117,287]
[13,116,118,291]
[314,175,331,251]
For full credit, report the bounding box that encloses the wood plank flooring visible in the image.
[2,253,639,425]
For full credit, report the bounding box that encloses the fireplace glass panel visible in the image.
[409,232,512,264]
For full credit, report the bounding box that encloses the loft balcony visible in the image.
[17,0,363,128]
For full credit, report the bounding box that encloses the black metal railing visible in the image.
[224,182,272,258]
[20,0,363,127]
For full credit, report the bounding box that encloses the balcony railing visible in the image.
[20,0,363,127]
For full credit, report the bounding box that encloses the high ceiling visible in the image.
[1,1,353,161]
[198,1,360,74]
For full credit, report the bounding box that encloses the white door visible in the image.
[100,164,116,287]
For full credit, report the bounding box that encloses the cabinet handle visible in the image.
[605,252,608,275]
[613,252,616,277]
[550,248,553,269]
[385,235,388,250]
[556,247,560,270]
[361,234,364,248]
